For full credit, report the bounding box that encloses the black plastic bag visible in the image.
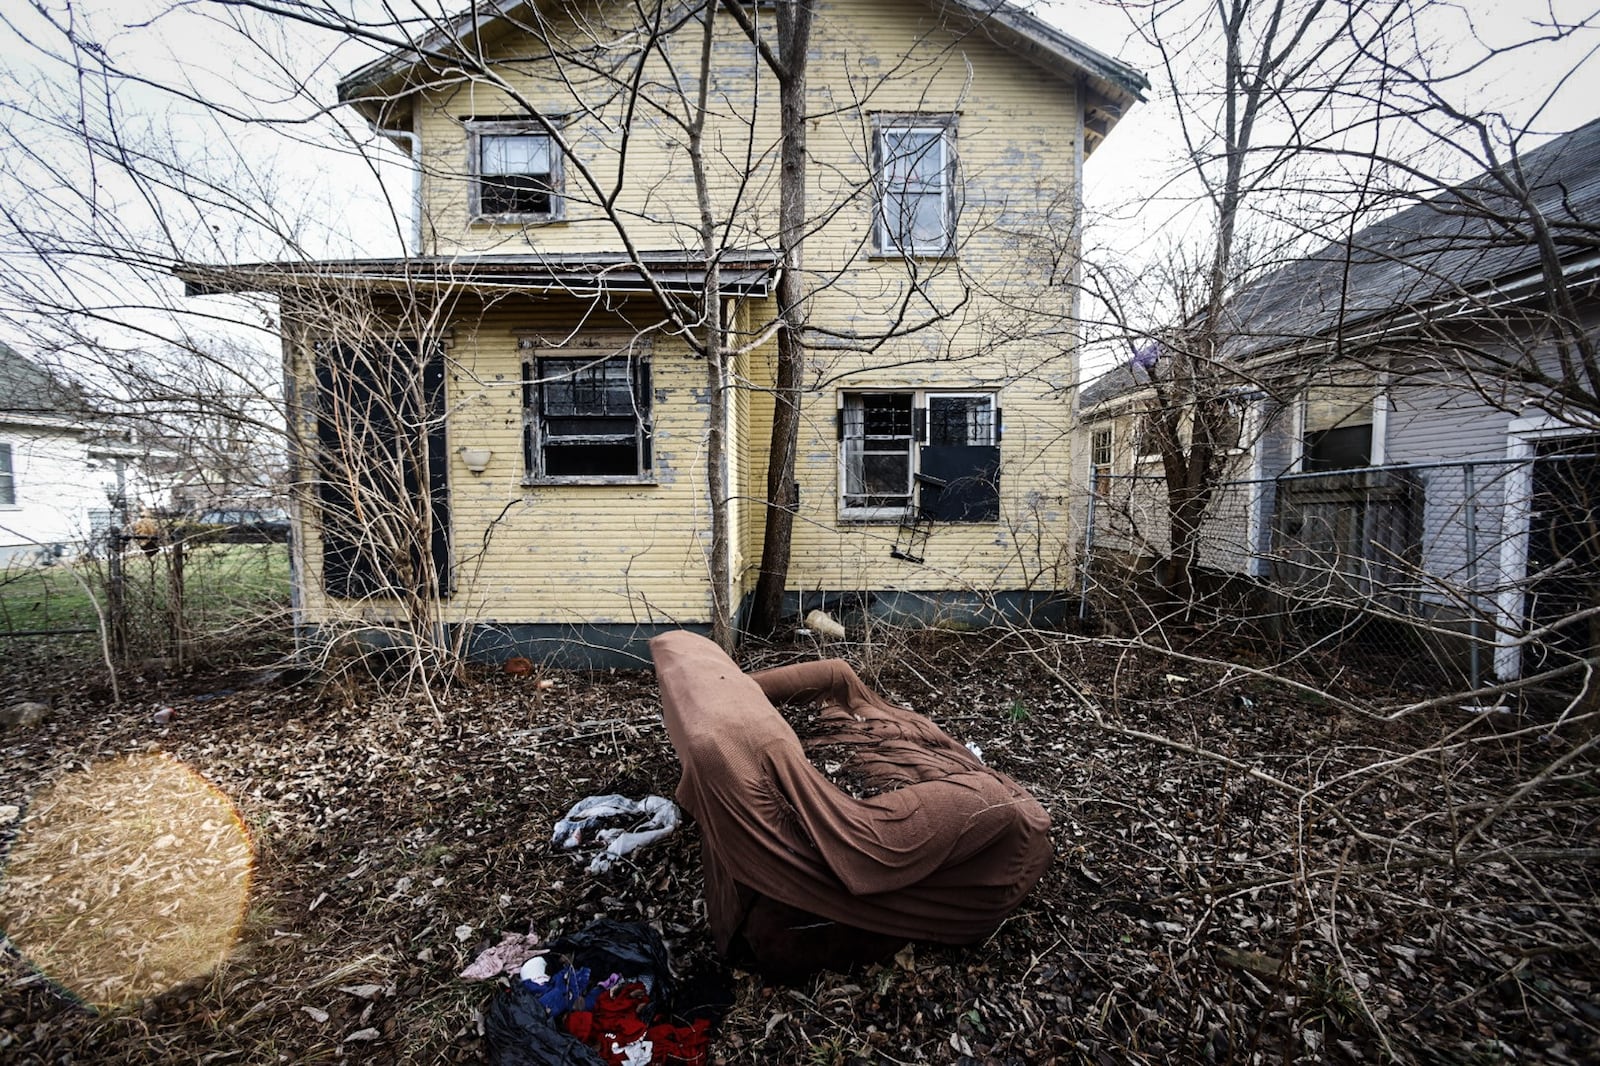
[483,981,605,1066]
[547,919,675,1012]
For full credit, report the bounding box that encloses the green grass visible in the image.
[0,542,292,660]
[0,557,98,634]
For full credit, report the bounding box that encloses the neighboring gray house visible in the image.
[0,344,141,562]
[1080,116,1600,681]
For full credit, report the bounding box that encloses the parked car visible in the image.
[192,508,290,544]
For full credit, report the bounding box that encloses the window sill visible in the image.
[471,214,566,226]
[838,510,910,525]
[523,476,657,488]
[866,249,956,263]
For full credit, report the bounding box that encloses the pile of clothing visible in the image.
[483,919,724,1066]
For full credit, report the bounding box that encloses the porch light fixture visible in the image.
[459,446,493,475]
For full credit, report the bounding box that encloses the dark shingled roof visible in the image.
[1221,117,1600,359]
[1081,118,1600,409]
[0,343,92,419]
[1078,363,1144,409]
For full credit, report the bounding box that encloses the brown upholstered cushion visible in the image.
[650,631,1052,975]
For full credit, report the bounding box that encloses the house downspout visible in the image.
[370,121,424,256]
[1073,75,1089,596]
[1071,75,1087,420]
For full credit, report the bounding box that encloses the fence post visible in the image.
[1079,481,1099,623]
[107,527,127,662]
[167,536,186,669]
[1464,462,1480,691]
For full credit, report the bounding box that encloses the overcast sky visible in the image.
[1,0,1597,374]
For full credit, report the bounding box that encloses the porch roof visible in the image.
[176,249,779,300]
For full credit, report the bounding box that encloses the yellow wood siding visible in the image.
[296,0,1103,624]
[287,293,731,627]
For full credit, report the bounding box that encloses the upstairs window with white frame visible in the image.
[524,351,652,481]
[470,120,563,221]
[839,391,998,521]
[1300,381,1373,472]
[874,118,957,256]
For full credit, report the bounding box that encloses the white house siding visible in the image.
[0,427,124,561]
[1379,382,1512,608]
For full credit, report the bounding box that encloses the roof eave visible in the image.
[175,255,780,301]
[937,0,1147,101]
[335,0,530,115]
[337,1,1148,142]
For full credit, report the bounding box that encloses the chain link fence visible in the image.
[1081,454,1600,691]
[0,526,293,676]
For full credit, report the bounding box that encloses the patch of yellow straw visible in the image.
[0,752,254,1009]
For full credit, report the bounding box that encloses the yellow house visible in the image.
[184,0,1145,665]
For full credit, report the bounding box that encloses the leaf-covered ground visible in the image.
[1,630,1595,1064]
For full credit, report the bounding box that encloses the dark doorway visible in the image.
[1523,434,1600,672]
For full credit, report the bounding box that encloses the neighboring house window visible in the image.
[470,120,562,221]
[0,443,13,506]
[1090,427,1113,496]
[839,391,998,521]
[1300,384,1372,472]
[525,355,652,479]
[874,118,957,255]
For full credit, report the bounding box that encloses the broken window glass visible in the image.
[527,356,651,479]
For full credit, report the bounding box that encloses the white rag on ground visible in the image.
[551,794,681,873]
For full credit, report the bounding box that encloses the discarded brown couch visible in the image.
[650,630,1051,977]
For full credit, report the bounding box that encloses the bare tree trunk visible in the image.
[747,0,813,637]
[693,1,734,651]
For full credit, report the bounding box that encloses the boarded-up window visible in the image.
[315,340,450,599]
[840,391,998,521]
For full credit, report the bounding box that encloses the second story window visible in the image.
[470,120,563,221]
[873,118,957,256]
[1090,427,1113,496]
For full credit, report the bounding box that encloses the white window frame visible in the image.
[468,119,564,223]
[1090,426,1113,470]
[0,442,14,507]
[838,389,997,521]
[872,116,957,257]
[840,391,916,520]
[1089,426,1113,498]
[1294,380,1381,472]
